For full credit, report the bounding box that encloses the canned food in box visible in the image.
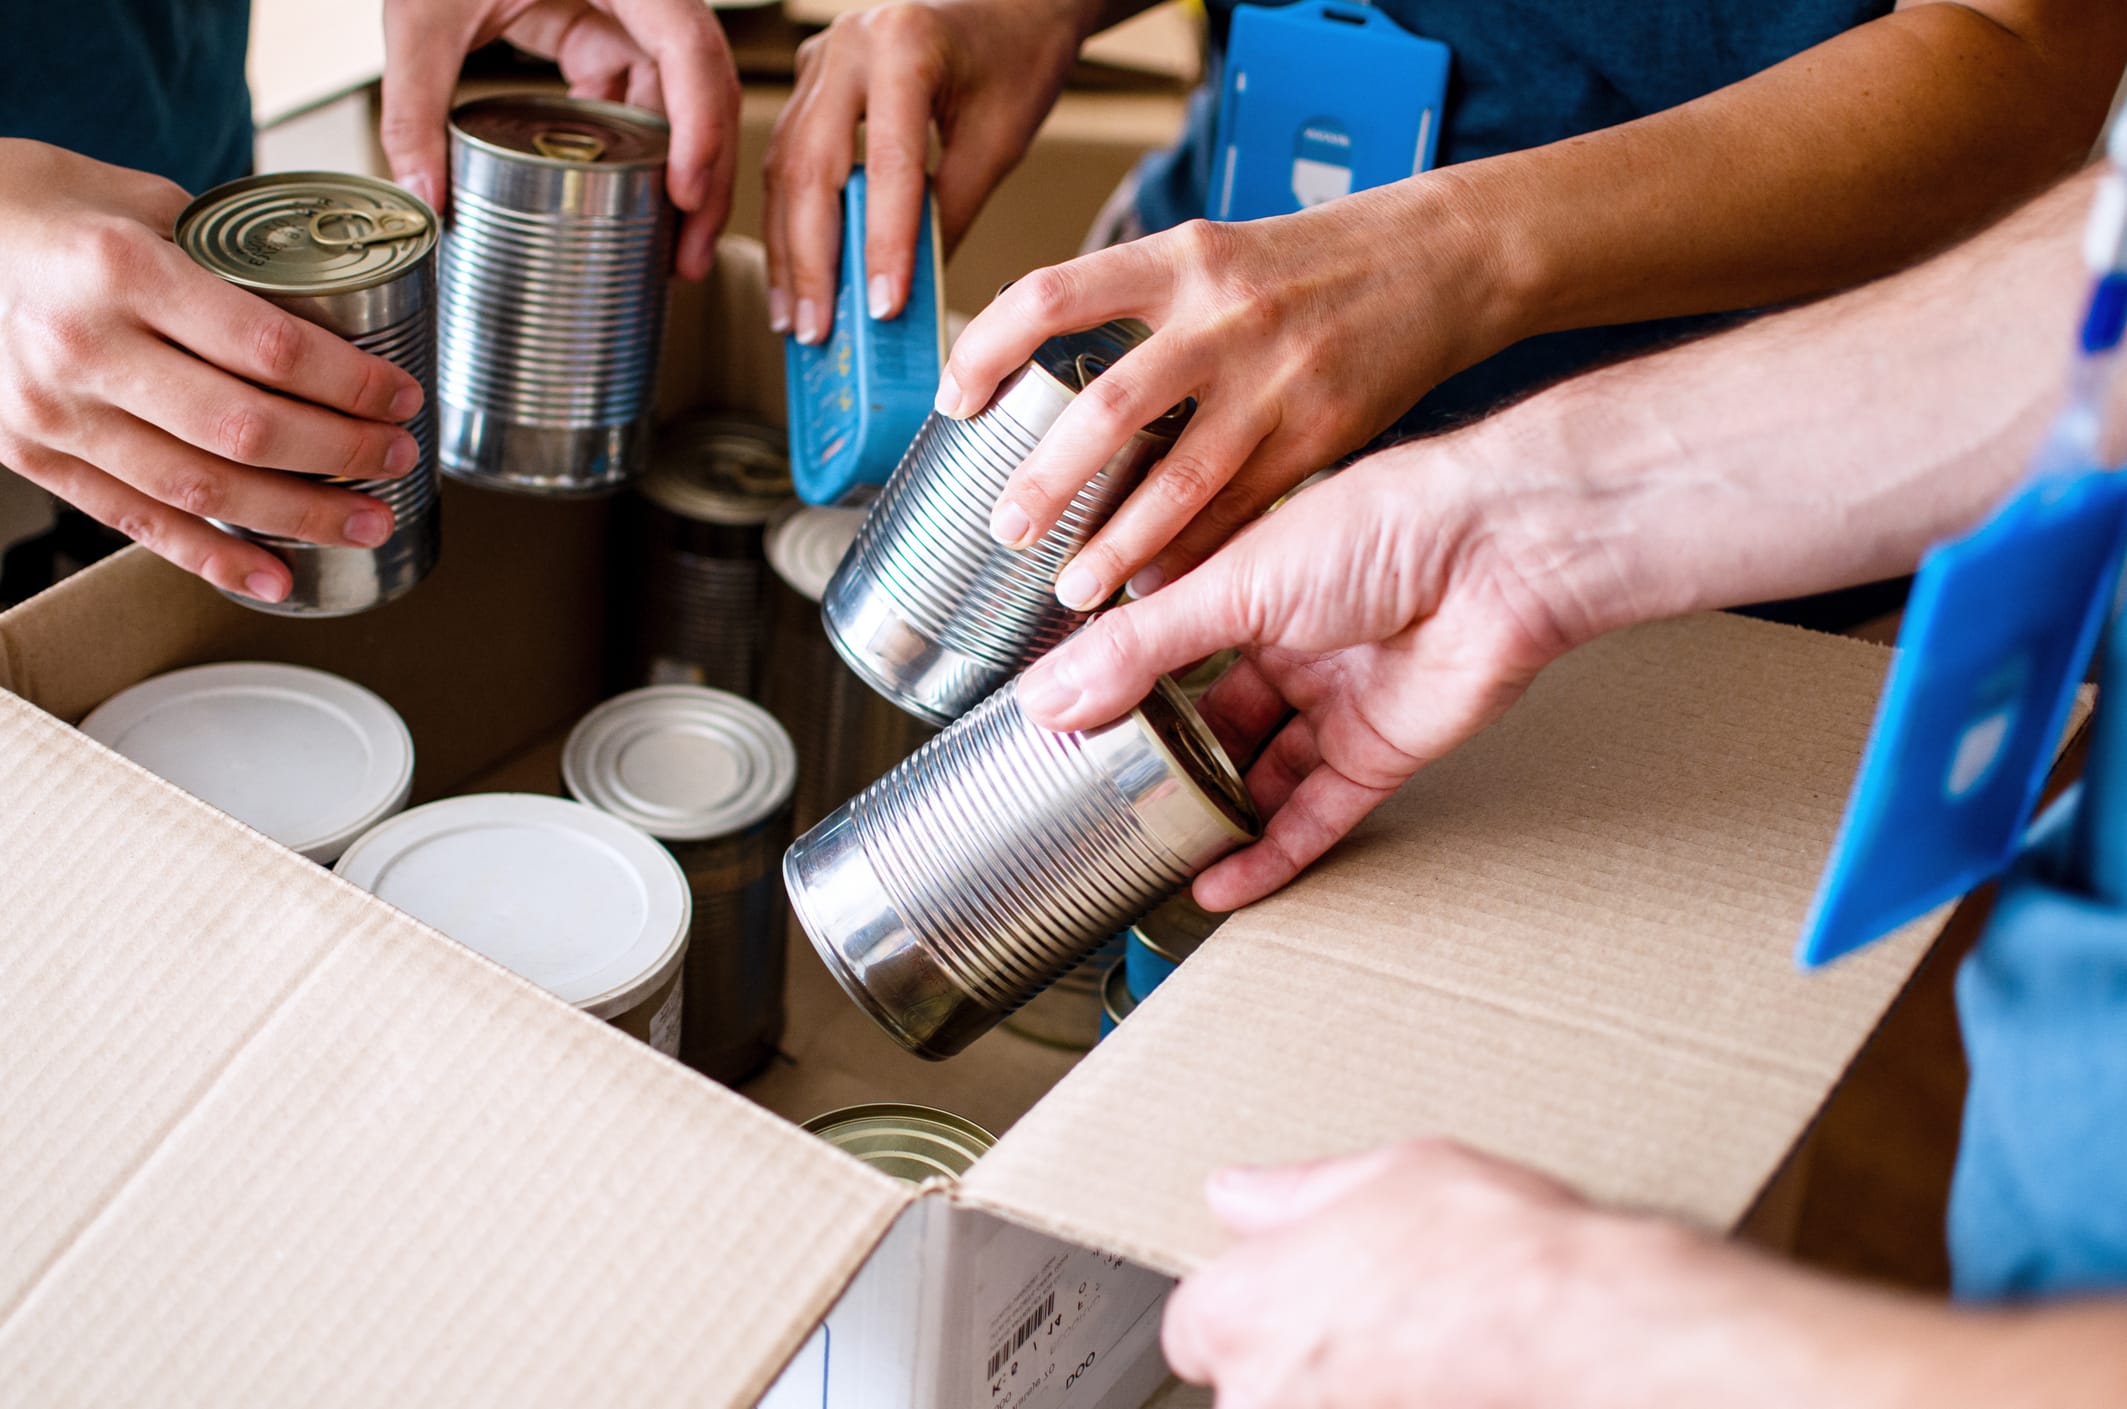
[801,1102,996,1184]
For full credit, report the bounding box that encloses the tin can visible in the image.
[563,685,797,1084]
[79,662,413,865]
[631,416,795,695]
[176,173,440,617]
[1001,931,1127,1051]
[786,674,1258,1059]
[800,1103,996,1184]
[762,503,935,830]
[1125,894,1228,1000]
[334,793,692,1055]
[822,321,1191,726]
[1099,958,1136,1040]
[438,94,675,496]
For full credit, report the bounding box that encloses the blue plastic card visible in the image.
[1799,466,2127,967]
[1210,0,1450,221]
[785,169,945,506]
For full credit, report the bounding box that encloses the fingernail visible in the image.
[1127,564,1166,599]
[385,436,417,475]
[868,274,894,321]
[768,288,792,334]
[243,572,288,604]
[1017,659,1081,719]
[795,298,823,346]
[933,370,967,419]
[990,500,1031,547]
[1056,562,1103,611]
[344,509,392,548]
[388,382,423,421]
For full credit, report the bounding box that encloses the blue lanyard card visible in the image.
[786,168,945,506]
[1210,0,1451,221]
[1799,464,2127,967]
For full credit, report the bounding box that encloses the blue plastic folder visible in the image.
[785,169,945,506]
[1210,1,1450,222]
[1798,466,2127,967]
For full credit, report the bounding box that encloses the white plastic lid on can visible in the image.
[333,793,690,1020]
[562,686,797,842]
[78,661,414,864]
[766,505,867,603]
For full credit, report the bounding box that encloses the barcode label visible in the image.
[986,1290,1057,1380]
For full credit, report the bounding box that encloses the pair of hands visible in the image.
[765,0,1507,609]
[0,0,736,603]
[1164,1139,1927,1409]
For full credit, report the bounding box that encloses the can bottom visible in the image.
[783,803,999,1060]
[440,403,650,497]
[216,526,440,618]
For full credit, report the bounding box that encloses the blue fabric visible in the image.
[1,0,253,194]
[1132,0,1892,429]
[1951,786,2127,1301]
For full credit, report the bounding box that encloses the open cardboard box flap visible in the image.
[0,237,2011,1405]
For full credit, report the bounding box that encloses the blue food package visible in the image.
[784,168,945,506]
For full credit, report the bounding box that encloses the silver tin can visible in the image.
[1099,958,1136,1040]
[800,1102,996,1185]
[176,173,440,617]
[631,416,794,695]
[438,95,675,496]
[785,674,1258,1059]
[1125,893,1228,1000]
[564,685,797,1084]
[763,504,935,831]
[822,321,1191,726]
[1002,931,1126,1051]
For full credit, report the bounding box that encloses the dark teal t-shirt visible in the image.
[1132,0,1894,429]
[1,0,253,195]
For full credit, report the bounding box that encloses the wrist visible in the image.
[1406,161,1558,366]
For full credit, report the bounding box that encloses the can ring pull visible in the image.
[533,129,609,162]
[308,207,431,250]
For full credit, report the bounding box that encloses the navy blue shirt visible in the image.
[2,0,253,194]
[1133,0,1894,429]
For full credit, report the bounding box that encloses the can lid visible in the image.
[1101,959,1138,1027]
[176,173,437,296]
[563,686,797,841]
[451,93,670,168]
[766,504,867,601]
[1030,320,1193,439]
[332,793,691,1019]
[79,662,414,864]
[641,417,794,525]
[1130,676,1261,842]
[1130,893,1228,965]
[799,1103,997,1185]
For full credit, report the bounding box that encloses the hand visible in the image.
[762,0,1092,343]
[380,0,740,280]
[1015,442,1605,910]
[0,142,426,603]
[1162,1140,1921,1409]
[942,177,1518,610]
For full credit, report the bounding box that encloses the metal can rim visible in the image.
[799,1102,998,1183]
[1128,894,1228,967]
[1101,958,1138,1027]
[176,172,439,297]
[1128,676,1261,844]
[450,93,672,170]
[563,686,798,841]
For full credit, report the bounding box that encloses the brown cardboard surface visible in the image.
[0,691,909,1407]
[959,615,1956,1275]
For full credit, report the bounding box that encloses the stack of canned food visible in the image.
[132,104,1259,1170]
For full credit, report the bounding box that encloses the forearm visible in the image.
[1458,166,2105,644]
[1445,0,2123,352]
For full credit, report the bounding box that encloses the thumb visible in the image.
[1018,556,1254,732]
[379,2,476,215]
[1203,1148,1404,1236]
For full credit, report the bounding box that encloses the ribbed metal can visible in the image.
[564,685,797,1085]
[822,321,1191,726]
[438,94,674,496]
[175,173,440,617]
[630,416,794,695]
[800,1103,996,1184]
[786,674,1258,1059]
[763,503,935,830]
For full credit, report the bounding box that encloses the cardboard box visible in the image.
[0,239,1971,1406]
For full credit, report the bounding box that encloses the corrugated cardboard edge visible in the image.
[0,689,914,1407]
[956,615,2037,1276]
